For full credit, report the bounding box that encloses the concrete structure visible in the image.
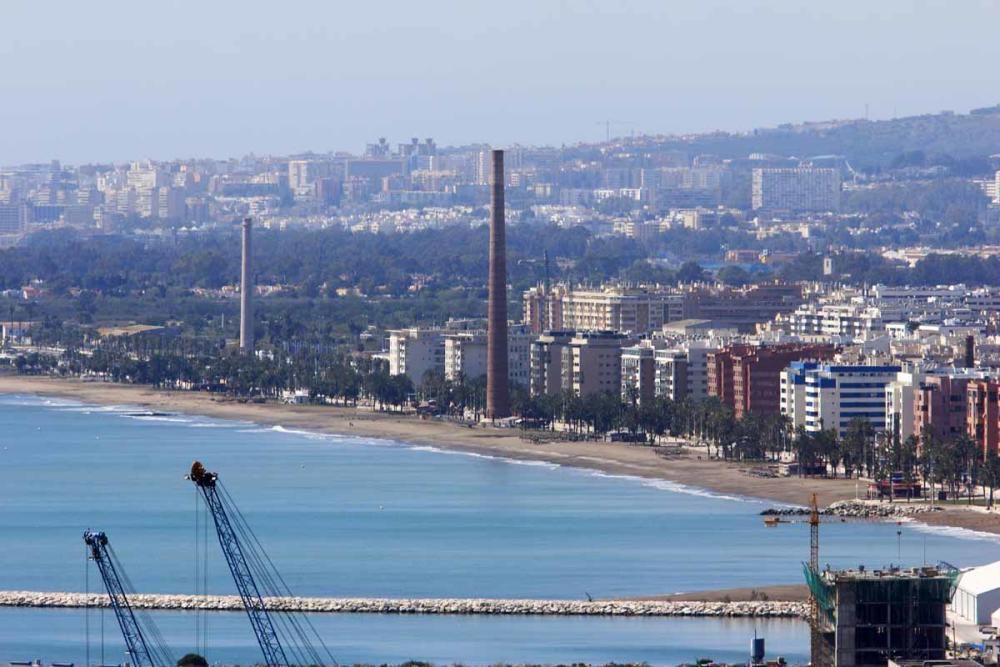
[752,167,841,213]
[781,363,902,437]
[952,560,1000,625]
[807,566,950,667]
[486,149,510,419]
[239,217,254,352]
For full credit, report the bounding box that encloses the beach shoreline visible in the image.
[3,374,1000,538]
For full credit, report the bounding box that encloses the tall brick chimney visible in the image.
[486,150,511,419]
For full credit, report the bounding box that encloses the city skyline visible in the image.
[2,0,1000,164]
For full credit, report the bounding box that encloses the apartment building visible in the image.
[780,363,902,437]
[443,324,533,387]
[387,328,447,388]
[967,379,1000,458]
[558,287,683,334]
[563,331,632,397]
[682,284,803,333]
[709,343,836,418]
[529,330,576,397]
[621,342,659,403]
[751,167,841,213]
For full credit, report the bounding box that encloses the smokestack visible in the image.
[965,335,975,369]
[240,217,254,353]
[486,150,511,420]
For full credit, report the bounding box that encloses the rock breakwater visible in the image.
[0,591,807,618]
[761,499,942,520]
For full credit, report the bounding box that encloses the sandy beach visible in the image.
[3,374,1000,539]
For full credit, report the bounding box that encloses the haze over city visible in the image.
[3,0,1000,163]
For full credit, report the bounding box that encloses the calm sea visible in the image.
[1,393,996,664]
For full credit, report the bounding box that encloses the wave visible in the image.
[580,469,761,505]
[0,394,81,408]
[127,415,194,424]
[900,517,1000,543]
[57,404,138,414]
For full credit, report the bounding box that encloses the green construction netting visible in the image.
[803,562,835,622]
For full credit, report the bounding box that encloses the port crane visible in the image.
[188,460,333,667]
[83,530,174,667]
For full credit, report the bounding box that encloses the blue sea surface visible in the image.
[0,393,996,664]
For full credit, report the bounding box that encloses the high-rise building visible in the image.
[530,330,576,397]
[387,328,446,387]
[708,344,837,418]
[444,324,532,387]
[781,362,902,437]
[552,287,683,334]
[563,331,632,397]
[751,167,841,213]
[621,342,659,404]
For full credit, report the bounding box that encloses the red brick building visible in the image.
[914,376,970,446]
[708,343,837,418]
[967,379,1000,458]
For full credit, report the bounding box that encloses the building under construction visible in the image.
[805,564,955,667]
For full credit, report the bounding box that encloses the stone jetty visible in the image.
[761,499,943,520]
[0,591,807,618]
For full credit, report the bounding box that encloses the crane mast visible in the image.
[188,460,289,667]
[83,530,169,667]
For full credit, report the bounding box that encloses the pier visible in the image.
[0,591,807,618]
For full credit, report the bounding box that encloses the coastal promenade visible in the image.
[0,591,808,618]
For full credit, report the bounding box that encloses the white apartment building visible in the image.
[621,342,660,403]
[780,362,901,437]
[443,324,533,387]
[751,167,841,212]
[785,304,885,339]
[530,330,576,396]
[387,328,446,388]
[654,348,688,401]
[558,287,683,334]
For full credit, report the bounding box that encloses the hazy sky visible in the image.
[2,0,998,164]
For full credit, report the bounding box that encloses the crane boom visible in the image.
[83,530,170,667]
[189,461,289,667]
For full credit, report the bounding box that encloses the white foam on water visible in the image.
[579,469,763,505]
[127,415,194,423]
[0,395,81,408]
[900,516,1000,543]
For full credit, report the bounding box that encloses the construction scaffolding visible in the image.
[806,565,953,667]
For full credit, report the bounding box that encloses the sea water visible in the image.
[1,393,996,664]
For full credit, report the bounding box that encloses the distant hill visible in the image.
[633,107,1000,169]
